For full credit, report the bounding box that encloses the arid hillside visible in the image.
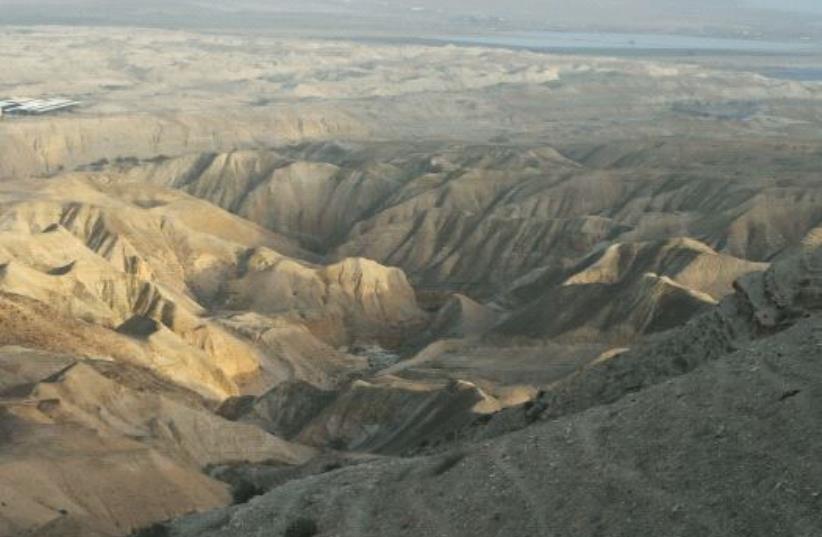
[106,140,819,297]
[0,26,821,537]
[159,245,822,537]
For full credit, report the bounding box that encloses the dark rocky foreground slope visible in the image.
[153,246,822,537]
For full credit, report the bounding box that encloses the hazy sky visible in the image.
[400,0,822,17]
[747,0,822,12]
[441,0,822,14]
[3,0,822,15]
[1,0,822,37]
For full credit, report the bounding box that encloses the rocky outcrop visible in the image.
[107,140,822,299]
[0,348,310,537]
[226,253,429,347]
[0,175,422,398]
[428,294,500,340]
[293,377,500,454]
[237,381,339,439]
[160,248,822,537]
[527,244,822,423]
[32,361,316,467]
[494,238,765,344]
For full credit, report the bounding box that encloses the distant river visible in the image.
[433,31,820,54]
[759,67,822,81]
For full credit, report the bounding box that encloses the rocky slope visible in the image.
[0,174,432,537]
[494,238,767,343]
[3,27,822,537]
[159,245,822,537]
[0,347,314,537]
[105,139,822,300]
[0,174,425,397]
[3,140,819,537]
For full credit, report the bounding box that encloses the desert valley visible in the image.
[1,6,822,536]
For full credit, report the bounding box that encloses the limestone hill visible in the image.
[159,246,822,537]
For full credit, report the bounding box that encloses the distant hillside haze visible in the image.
[1,0,821,37]
[747,0,822,13]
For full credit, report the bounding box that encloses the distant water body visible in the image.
[760,67,822,81]
[435,31,820,54]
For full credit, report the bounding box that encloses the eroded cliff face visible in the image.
[0,174,433,536]
[87,140,822,353]
[104,141,821,298]
[4,137,821,537]
[0,347,318,537]
[0,175,430,397]
[3,26,822,537]
[160,245,822,537]
[493,238,768,343]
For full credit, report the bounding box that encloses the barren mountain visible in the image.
[0,347,313,537]
[0,172,428,535]
[99,140,820,300]
[157,245,822,537]
[0,25,821,537]
[494,238,767,343]
[0,175,418,397]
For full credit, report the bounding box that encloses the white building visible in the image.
[0,97,81,116]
